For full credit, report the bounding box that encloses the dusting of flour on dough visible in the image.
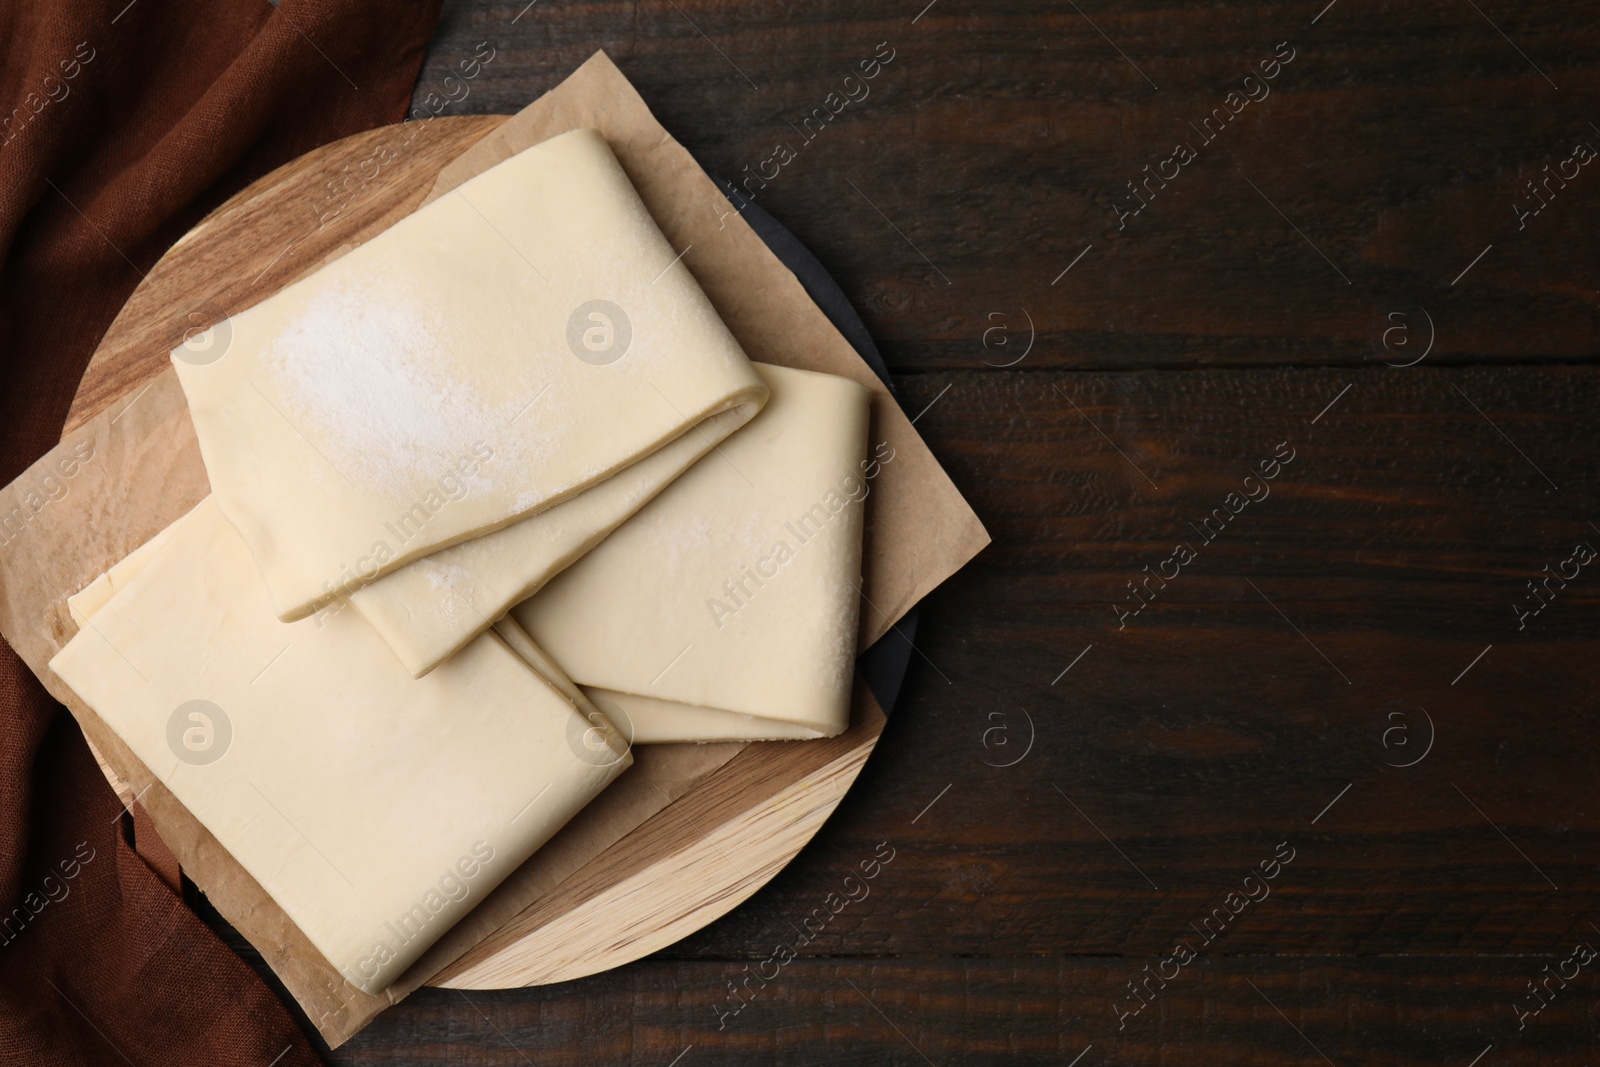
[260,276,500,499]
[417,559,484,633]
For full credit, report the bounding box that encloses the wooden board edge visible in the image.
[431,683,887,985]
[439,728,880,988]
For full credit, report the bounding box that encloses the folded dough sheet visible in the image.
[346,401,754,677]
[512,363,872,741]
[172,127,767,621]
[50,497,630,994]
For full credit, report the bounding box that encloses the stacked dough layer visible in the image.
[52,498,631,993]
[49,127,874,996]
[514,362,871,740]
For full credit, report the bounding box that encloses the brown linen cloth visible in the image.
[0,1,442,1062]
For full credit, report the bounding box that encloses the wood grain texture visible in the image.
[412,0,1600,373]
[338,957,1600,1066]
[282,0,1600,1061]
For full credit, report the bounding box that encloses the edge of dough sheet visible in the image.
[494,617,822,744]
[66,521,179,627]
[586,687,828,743]
[170,126,768,623]
[349,398,761,678]
[49,497,631,995]
[511,363,871,741]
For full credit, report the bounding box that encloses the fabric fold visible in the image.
[0,2,443,1064]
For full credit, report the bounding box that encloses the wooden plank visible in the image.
[415,0,1600,371]
[328,956,1600,1065]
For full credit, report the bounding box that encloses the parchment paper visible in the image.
[0,50,988,1046]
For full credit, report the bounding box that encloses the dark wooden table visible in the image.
[325,1,1600,1062]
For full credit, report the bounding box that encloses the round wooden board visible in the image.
[65,116,885,989]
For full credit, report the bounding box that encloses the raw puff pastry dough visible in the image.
[512,363,872,741]
[346,402,754,677]
[172,127,767,621]
[50,497,630,994]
